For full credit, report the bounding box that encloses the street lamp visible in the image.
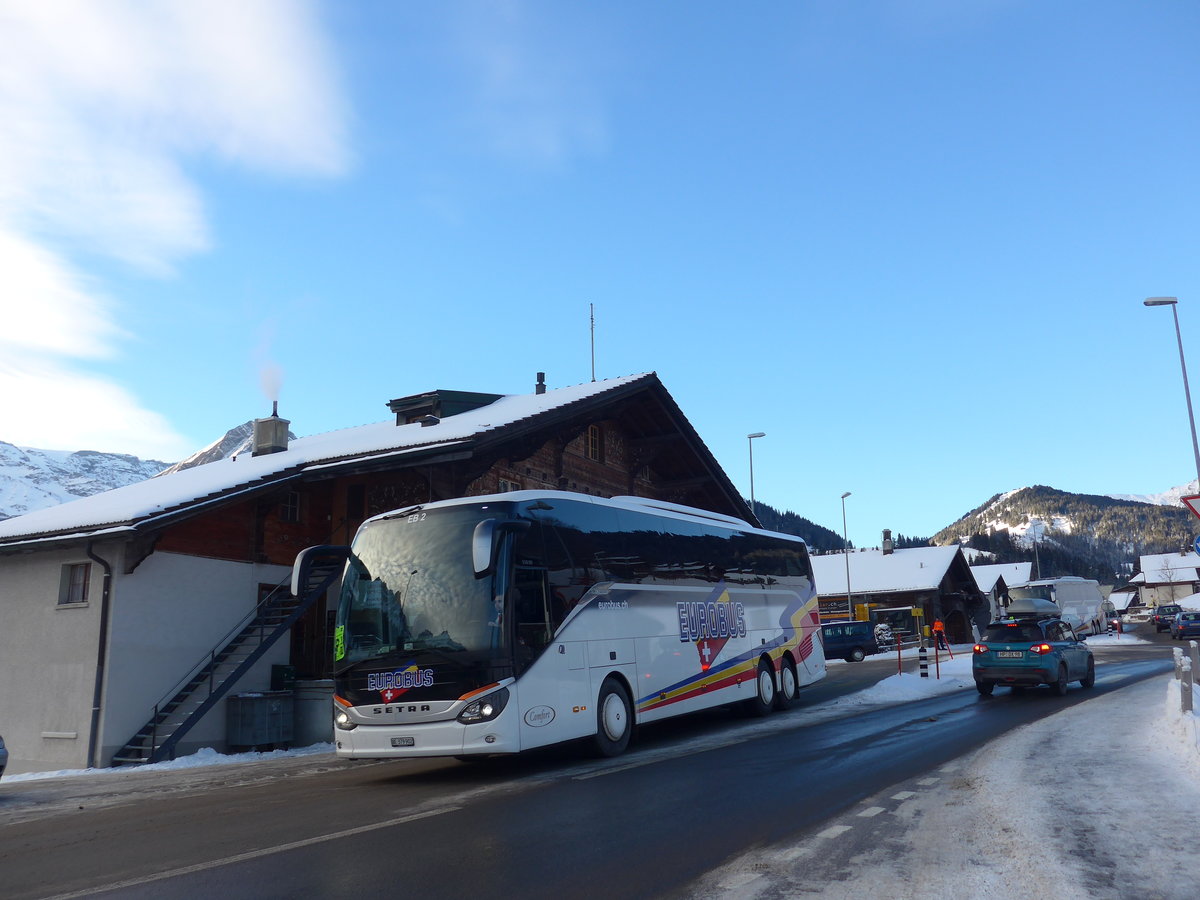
[841,491,854,622]
[747,432,766,520]
[1144,297,1200,487]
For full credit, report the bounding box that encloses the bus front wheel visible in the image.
[592,677,633,757]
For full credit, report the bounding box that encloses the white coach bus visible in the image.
[293,491,825,760]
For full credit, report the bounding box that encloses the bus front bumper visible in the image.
[334,712,520,759]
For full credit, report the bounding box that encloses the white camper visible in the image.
[1005,577,1108,635]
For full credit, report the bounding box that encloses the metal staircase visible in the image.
[111,547,348,766]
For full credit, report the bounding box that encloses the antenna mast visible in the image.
[590,303,596,382]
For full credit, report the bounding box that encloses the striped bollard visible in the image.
[919,646,929,678]
[1182,660,1194,714]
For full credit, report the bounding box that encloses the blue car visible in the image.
[973,609,1094,696]
[1171,611,1200,640]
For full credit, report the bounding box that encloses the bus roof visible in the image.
[364,490,807,545]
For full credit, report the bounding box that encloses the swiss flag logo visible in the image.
[696,636,729,669]
[380,687,407,703]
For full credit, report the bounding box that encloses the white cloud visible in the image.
[0,352,193,460]
[0,0,348,456]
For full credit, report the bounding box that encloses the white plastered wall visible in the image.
[0,542,293,774]
[0,544,110,774]
[100,550,292,765]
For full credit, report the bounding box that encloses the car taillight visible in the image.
[1031,643,1053,655]
[973,644,988,654]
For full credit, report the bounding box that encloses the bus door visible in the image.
[512,565,554,673]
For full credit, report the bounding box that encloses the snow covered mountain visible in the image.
[0,421,296,521]
[932,484,1197,581]
[155,421,293,477]
[1107,481,1199,507]
[0,442,171,521]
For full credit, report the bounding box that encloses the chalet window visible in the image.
[59,563,90,606]
[499,478,521,493]
[280,490,302,523]
[586,425,605,463]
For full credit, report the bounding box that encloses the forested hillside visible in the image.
[932,485,1195,583]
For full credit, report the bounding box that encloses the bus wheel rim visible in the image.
[781,665,796,699]
[758,668,774,704]
[602,693,627,741]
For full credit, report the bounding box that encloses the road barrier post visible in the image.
[897,637,903,675]
[919,646,929,678]
[1174,647,1184,680]
[1181,659,1194,714]
[1190,640,1200,680]
[934,641,941,679]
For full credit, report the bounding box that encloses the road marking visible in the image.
[891,790,917,800]
[41,805,463,900]
[857,806,886,817]
[917,777,939,785]
[816,825,852,839]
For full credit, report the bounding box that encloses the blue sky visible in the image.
[2,0,1199,548]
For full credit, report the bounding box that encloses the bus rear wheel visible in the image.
[774,657,798,710]
[592,677,633,757]
[744,658,775,717]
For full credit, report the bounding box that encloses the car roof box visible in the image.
[1004,597,1061,618]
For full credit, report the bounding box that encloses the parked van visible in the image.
[1006,577,1108,636]
[821,621,880,662]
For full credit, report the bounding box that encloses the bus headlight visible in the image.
[457,688,510,724]
[334,705,357,731]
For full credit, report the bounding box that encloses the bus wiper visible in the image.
[381,505,423,521]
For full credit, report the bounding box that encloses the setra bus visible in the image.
[292,490,825,759]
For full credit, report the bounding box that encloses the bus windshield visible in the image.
[335,507,503,667]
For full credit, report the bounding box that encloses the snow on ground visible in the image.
[1,740,334,785]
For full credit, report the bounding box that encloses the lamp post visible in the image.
[747,433,765,520]
[841,491,854,622]
[1144,297,1200,488]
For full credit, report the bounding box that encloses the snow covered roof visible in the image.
[0,374,655,546]
[970,561,1033,593]
[810,545,965,596]
[1137,551,1200,585]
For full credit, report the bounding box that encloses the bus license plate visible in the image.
[997,651,1023,658]
[391,736,415,747]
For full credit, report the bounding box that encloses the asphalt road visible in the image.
[0,636,1173,900]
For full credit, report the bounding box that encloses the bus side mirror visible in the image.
[472,519,531,577]
[292,545,351,600]
[473,519,497,576]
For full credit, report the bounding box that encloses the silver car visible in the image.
[0,734,7,780]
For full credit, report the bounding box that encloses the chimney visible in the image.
[535,372,546,395]
[252,401,290,456]
[882,529,895,555]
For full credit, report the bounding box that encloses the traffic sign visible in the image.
[1183,495,1200,520]
[1194,534,1200,556]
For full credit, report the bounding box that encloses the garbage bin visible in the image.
[293,679,335,747]
[226,691,294,750]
